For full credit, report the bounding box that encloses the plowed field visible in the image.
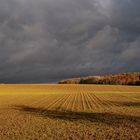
[0,84,140,140]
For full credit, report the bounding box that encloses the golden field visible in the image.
[0,84,140,140]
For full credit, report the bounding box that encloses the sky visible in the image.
[0,0,140,83]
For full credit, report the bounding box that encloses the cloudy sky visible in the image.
[0,0,140,83]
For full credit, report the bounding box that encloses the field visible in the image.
[0,84,140,140]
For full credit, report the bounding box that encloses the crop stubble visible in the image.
[0,84,140,140]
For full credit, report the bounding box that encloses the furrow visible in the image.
[30,95,51,106]
[89,93,100,109]
[88,93,101,109]
[95,94,116,108]
[35,95,58,107]
[83,92,92,111]
[46,94,68,110]
[81,92,86,111]
[55,94,71,111]
[65,94,74,110]
[86,92,95,110]
[44,95,63,109]
[77,93,82,111]
[74,93,79,111]
[71,93,78,111]
[91,94,104,108]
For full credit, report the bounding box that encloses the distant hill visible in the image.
[59,72,140,85]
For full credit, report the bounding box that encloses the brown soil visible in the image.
[0,84,140,140]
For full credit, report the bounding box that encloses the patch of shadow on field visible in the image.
[109,101,140,107]
[13,105,140,127]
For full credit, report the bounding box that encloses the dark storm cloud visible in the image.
[0,0,140,83]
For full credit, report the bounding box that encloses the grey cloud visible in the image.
[119,36,140,62]
[0,0,140,83]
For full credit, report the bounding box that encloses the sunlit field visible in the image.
[0,84,140,140]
